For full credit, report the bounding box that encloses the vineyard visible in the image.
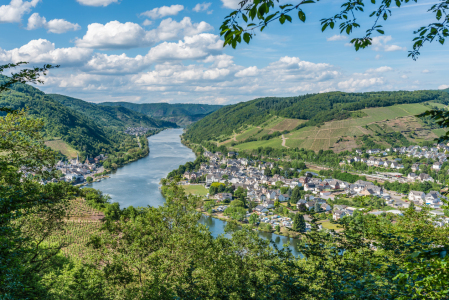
[45,198,105,262]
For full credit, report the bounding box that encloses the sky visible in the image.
[0,0,448,105]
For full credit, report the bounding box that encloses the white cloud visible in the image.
[371,36,406,52]
[235,66,259,77]
[439,84,449,89]
[338,77,385,91]
[83,53,146,74]
[26,13,80,33]
[422,69,430,73]
[326,35,347,41]
[142,19,152,26]
[75,21,151,50]
[75,18,212,50]
[220,0,241,9]
[140,5,184,19]
[0,0,40,23]
[76,0,119,7]
[0,39,92,65]
[203,54,234,68]
[366,66,393,73]
[193,2,211,12]
[401,75,408,79]
[153,17,213,41]
[375,54,382,60]
[145,33,221,62]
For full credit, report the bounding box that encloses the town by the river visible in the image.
[88,128,301,255]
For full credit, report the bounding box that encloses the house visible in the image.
[328,180,340,189]
[254,205,269,213]
[408,191,425,203]
[304,183,316,192]
[279,194,290,202]
[367,149,380,154]
[419,173,434,182]
[305,201,316,211]
[321,203,332,212]
[214,193,233,201]
[355,149,363,155]
[228,151,236,157]
[262,200,275,209]
[411,164,420,172]
[433,162,442,171]
[407,173,418,181]
[333,210,346,220]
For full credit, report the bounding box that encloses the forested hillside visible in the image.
[49,94,177,129]
[0,77,175,157]
[100,102,222,126]
[185,91,449,145]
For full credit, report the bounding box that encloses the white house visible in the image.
[408,191,425,203]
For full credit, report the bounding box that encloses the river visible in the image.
[89,128,300,255]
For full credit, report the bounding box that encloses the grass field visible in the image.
[318,220,342,230]
[234,138,283,150]
[45,139,79,158]
[182,185,209,196]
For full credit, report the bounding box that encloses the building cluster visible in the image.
[124,127,153,135]
[184,150,449,230]
[55,154,106,182]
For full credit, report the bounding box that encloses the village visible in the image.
[181,146,449,232]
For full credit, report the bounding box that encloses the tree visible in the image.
[290,186,301,203]
[249,213,259,224]
[298,203,307,212]
[314,202,321,213]
[86,176,93,183]
[275,225,281,232]
[274,200,280,208]
[292,213,306,232]
[220,0,448,60]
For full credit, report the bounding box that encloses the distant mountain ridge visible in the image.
[99,102,223,126]
[48,94,177,130]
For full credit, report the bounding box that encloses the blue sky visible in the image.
[0,0,447,104]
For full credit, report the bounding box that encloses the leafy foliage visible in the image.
[220,0,449,59]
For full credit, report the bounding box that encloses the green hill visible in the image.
[185,91,449,152]
[99,102,222,126]
[48,94,177,130]
[0,77,175,158]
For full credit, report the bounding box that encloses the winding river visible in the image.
[88,128,300,255]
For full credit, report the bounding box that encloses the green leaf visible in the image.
[298,11,306,22]
[243,32,251,44]
[285,15,292,23]
[242,14,248,22]
[322,23,328,32]
[377,29,384,34]
[279,14,286,24]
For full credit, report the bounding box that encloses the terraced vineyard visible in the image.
[224,103,445,152]
[45,198,104,262]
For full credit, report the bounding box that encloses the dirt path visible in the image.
[281,134,289,148]
[218,132,237,146]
